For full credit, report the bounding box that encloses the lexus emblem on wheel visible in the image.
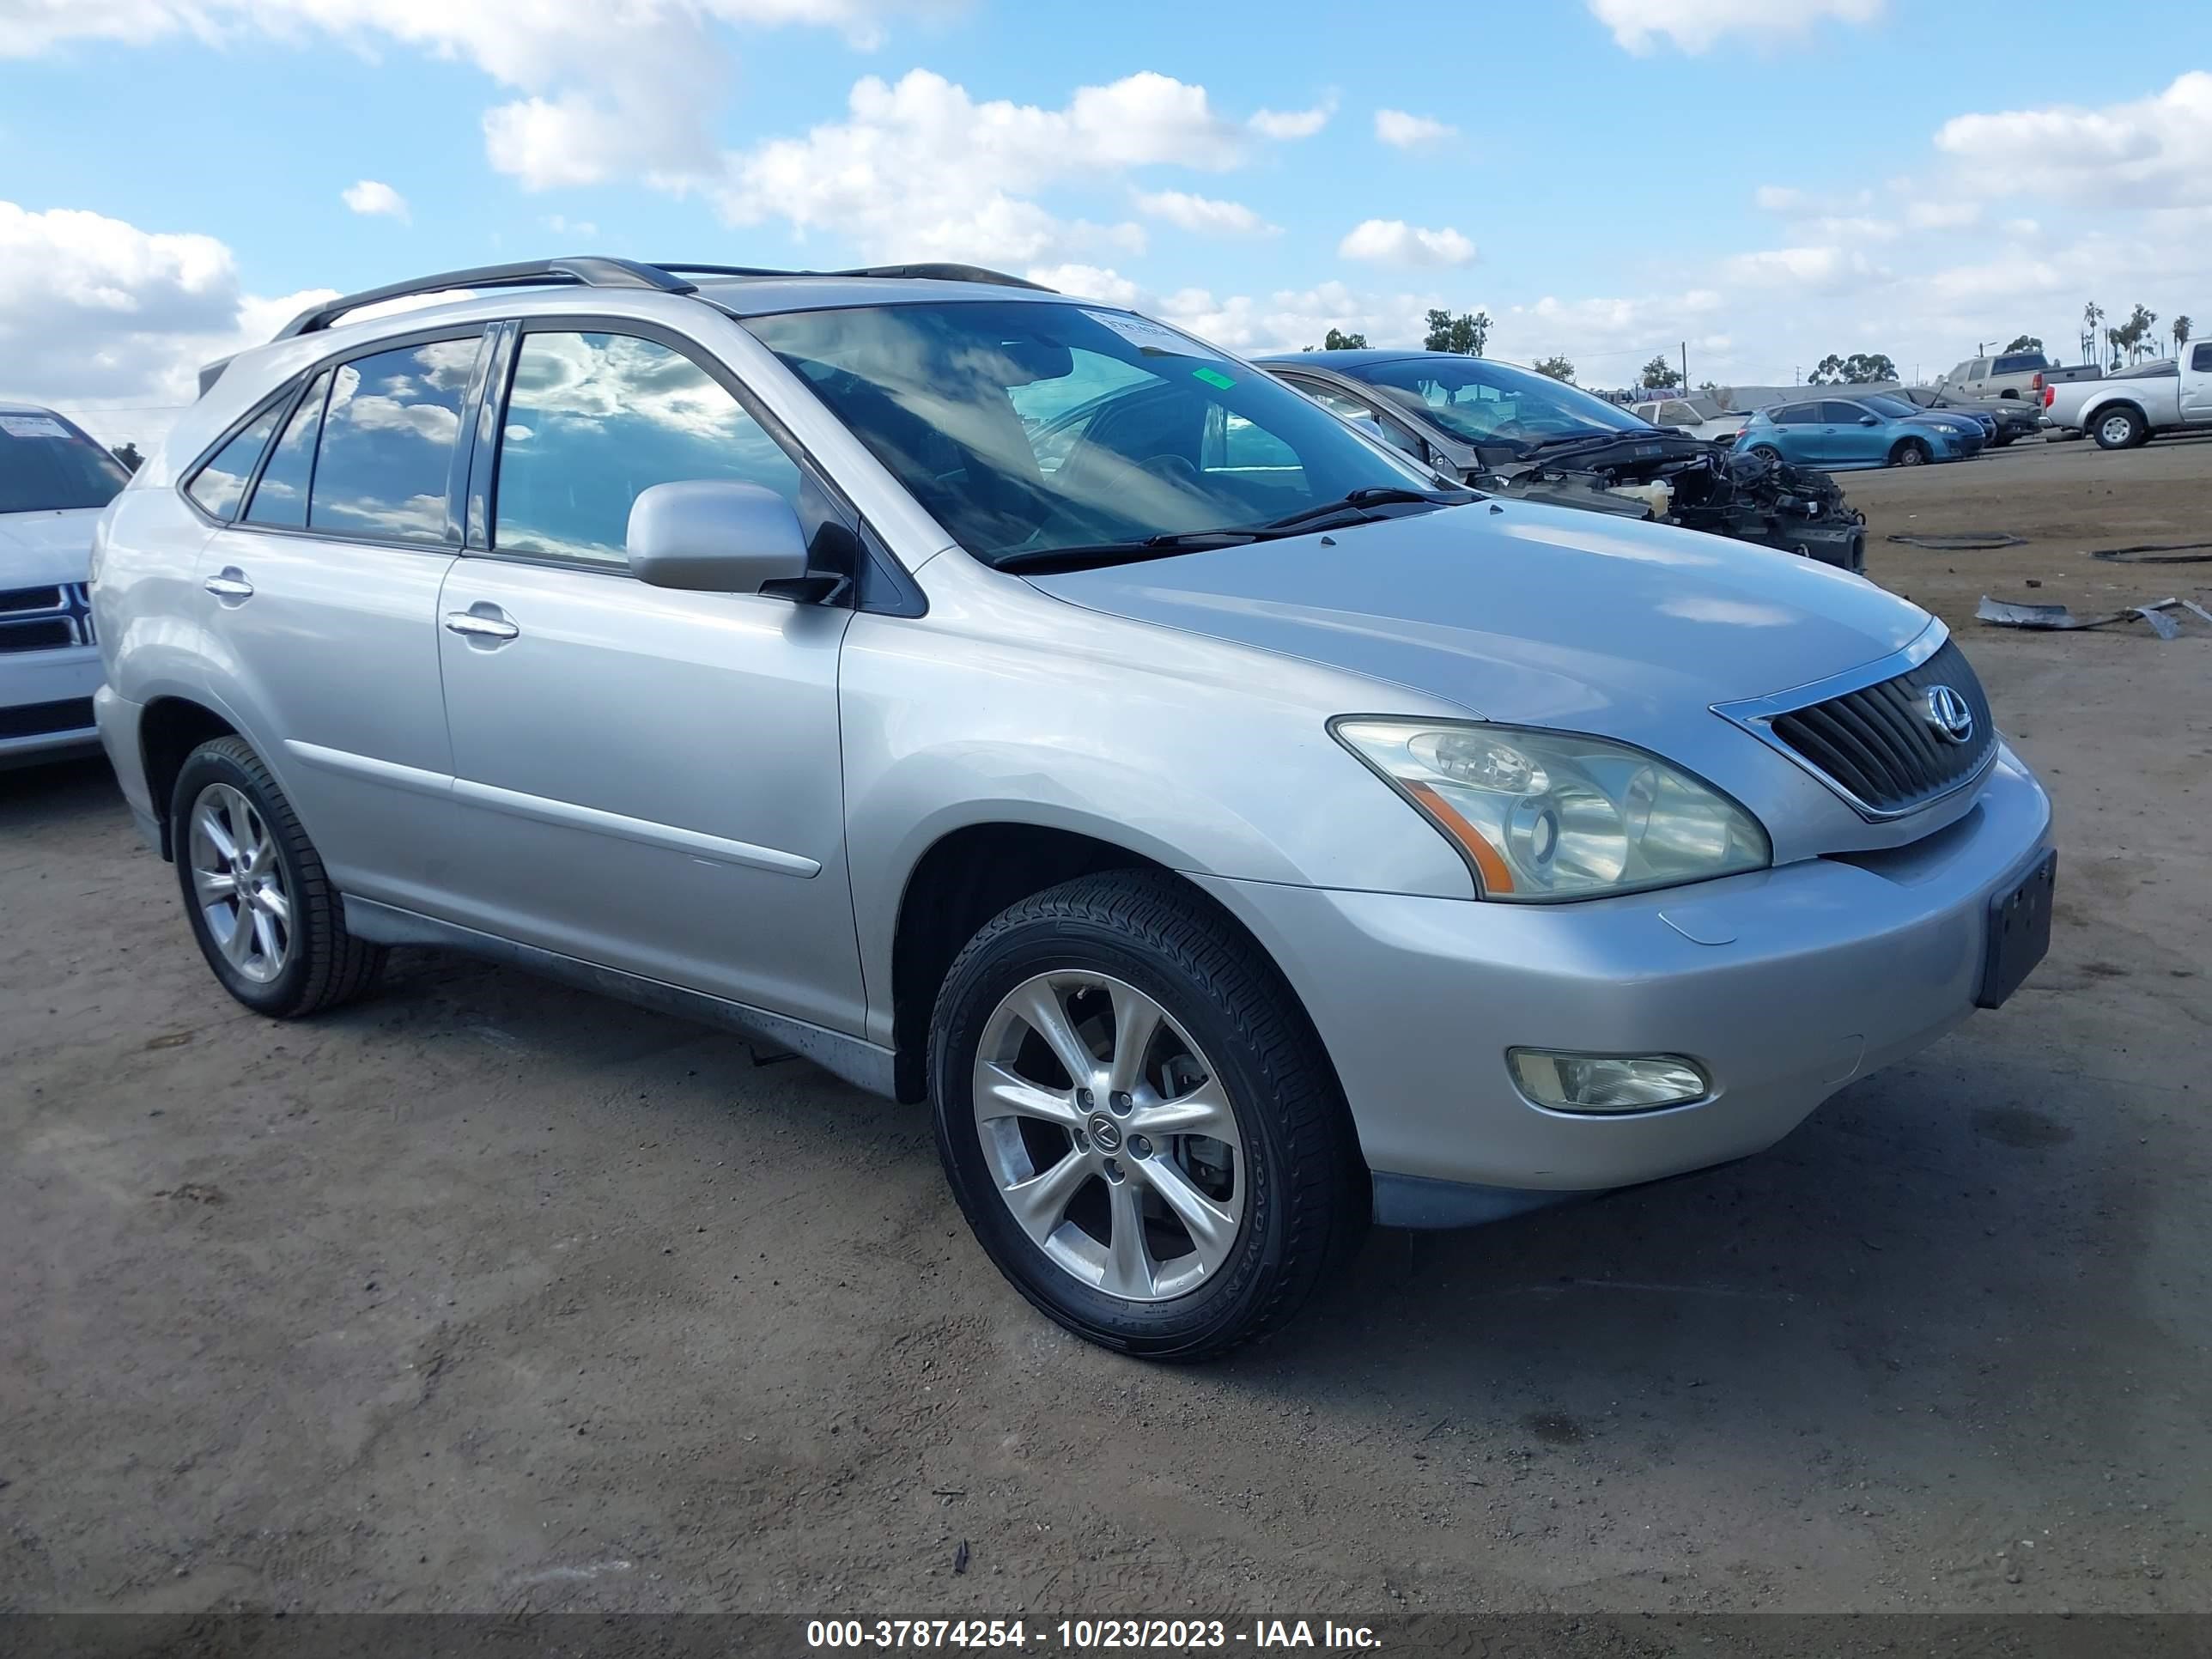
[1924,684,1975,744]
[1086,1113,1123,1152]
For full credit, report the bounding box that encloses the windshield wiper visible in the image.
[1255,485,1470,532]
[994,528,1261,573]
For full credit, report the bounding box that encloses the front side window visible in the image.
[1658,401,1699,425]
[1293,383,1425,457]
[1822,401,1869,423]
[186,405,283,521]
[245,371,329,528]
[492,331,806,568]
[744,300,1443,567]
[0,410,131,514]
[307,337,478,544]
[2195,343,2212,373]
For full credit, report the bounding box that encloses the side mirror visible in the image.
[1859,415,1880,426]
[626,481,811,595]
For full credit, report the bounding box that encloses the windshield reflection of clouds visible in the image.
[495,332,800,564]
[747,301,1429,562]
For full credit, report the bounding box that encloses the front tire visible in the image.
[171,736,385,1018]
[2094,406,2145,450]
[1891,437,1931,466]
[928,871,1366,1361]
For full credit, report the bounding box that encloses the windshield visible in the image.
[1861,393,1921,419]
[744,301,1443,565]
[1345,356,1647,450]
[0,411,131,514]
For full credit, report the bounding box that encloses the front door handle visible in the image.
[444,609,520,643]
[204,568,254,603]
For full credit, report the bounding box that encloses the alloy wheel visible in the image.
[971,970,1244,1302]
[186,781,292,984]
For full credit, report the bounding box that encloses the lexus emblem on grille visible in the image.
[1923,684,1975,744]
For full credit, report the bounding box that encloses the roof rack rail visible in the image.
[657,261,1053,292]
[274,257,698,339]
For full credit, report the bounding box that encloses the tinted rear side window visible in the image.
[245,372,329,528]
[0,411,131,514]
[186,405,283,521]
[308,337,479,544]
[492,331,806,569]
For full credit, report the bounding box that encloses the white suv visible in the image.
[3,403,123,766]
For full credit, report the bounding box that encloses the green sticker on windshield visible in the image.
[1191,366,1237,391]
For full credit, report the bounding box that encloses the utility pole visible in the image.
[1680,341,1688,389]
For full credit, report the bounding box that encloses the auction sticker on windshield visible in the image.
[1082,310,1221,358]
[1,416,71,439]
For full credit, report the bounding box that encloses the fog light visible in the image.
[1508,1049,1709,1113]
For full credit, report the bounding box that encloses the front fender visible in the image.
[837,555,1478,1044]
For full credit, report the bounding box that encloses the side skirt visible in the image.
[342,896,899,1099]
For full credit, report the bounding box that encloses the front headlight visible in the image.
[1332,718,1771,902]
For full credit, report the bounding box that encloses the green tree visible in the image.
[1304,327,1369,351]
[110,441,145,473]
[1423,308,1490,356]
[1638,354,1682,390]
[1808,351,1899,385]
[2175,314,2193,352]
[1531,356,1576,383]
[2081,301,2105,365]
[2002,334,2043,354]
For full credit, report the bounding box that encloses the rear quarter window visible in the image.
[186,405,283,521]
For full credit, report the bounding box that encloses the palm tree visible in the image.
[2175,315,2194,353]
[2082,301,2106,365]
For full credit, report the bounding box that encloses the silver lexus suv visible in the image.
[93,257,2057,1359]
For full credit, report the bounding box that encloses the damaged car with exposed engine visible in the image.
[1259,349,1868,574]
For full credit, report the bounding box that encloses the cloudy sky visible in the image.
[4,0,2210,446]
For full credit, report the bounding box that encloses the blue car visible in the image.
[1735,394,1980,469]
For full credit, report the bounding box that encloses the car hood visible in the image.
[0,507,100,587]
[1028,501,1929,746]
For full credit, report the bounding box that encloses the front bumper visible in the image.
[0,644,102,767]
[1193,743,2052,1208]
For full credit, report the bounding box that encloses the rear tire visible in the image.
[1747,443,1784,465]
[928,870,1367,1362]
[2094,406,2145,450]
[1891,437,1931,467]
[171,736,385,1018]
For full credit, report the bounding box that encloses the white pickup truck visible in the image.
[2045,343,2212,447]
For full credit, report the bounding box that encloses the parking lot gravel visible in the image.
[3,435,2208,1616]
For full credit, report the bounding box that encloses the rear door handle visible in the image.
[444,609,520,642]
[204,569,254,602]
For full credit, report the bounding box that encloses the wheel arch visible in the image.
[886,820,1335,1109]
[139,696,242,860]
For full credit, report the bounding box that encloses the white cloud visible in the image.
[1375,109,1455,149]
[1249,95,1335,140]
[1589,0,1884,54]
[1722,245,1890,289]
[1936,72,2212,210]
[1338,219,1475,268]
[1905,199,1981,230]
[341,179,409,220]
[1132,189,1275,236]
[714,69,1299,265]
[0,0,937,190]
[544,213,600,240]
[0,201,329,448]
[1024,264,1141,306]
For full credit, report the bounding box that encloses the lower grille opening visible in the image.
[0,696,97,741]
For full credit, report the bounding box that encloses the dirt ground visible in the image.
[3,434,2209,1620]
